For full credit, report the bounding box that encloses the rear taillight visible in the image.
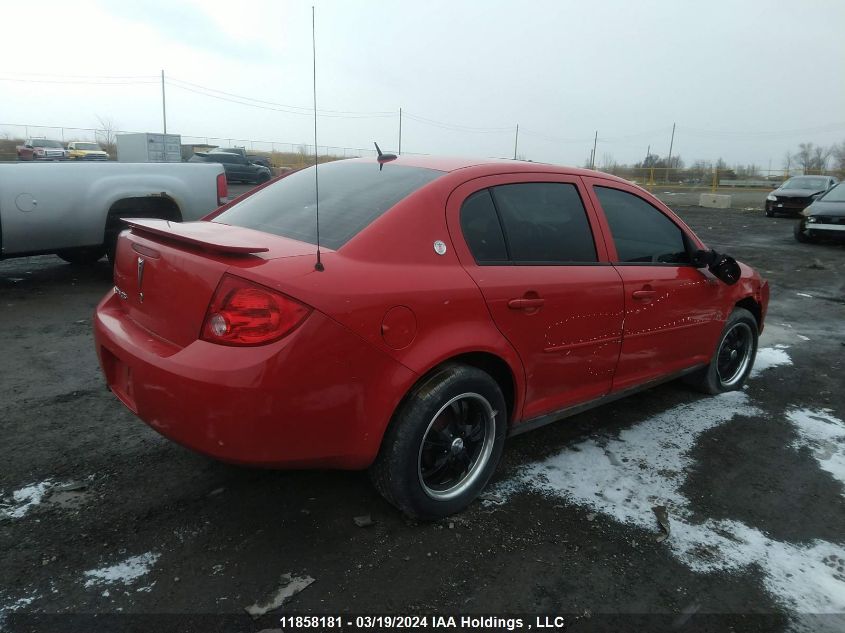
[201,275,310,346]
[216,172,228,206]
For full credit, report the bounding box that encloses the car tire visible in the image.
[764,208,774,217]
[684,307,758,395]
[370,364,507,520]
[794,220,814,243]
[56,247,106,265]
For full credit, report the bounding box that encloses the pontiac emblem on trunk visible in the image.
[137,256,145,303]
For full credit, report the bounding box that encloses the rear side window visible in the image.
[490,183,597,263]
[460,190,508,263]
[594,186,690,264]
[213,162,443,249]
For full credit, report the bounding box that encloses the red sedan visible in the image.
[94,156,769,519]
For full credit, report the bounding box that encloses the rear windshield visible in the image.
[212,161,443,249]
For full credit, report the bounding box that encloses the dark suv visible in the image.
[190,152,272,184]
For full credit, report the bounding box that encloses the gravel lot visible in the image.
[1,204,843,632]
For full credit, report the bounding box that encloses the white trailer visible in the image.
[116,133,182,163]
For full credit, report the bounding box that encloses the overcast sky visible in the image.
[2,0,844,169]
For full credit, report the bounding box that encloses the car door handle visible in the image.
[508,298,545,310]
[632,289,657,301]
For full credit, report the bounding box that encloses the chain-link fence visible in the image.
[595,166,839,192]
[0,122,378,169]
[1,122,839,201]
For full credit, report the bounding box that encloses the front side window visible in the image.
[489,183,597,263]
[594,186,690,264]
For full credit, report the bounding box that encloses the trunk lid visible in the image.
[113,220,320,347]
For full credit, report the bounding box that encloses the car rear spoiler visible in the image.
[123,219,270,254]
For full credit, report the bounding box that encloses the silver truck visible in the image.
[0,162,227,264]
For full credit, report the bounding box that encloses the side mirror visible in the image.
[25,144,33,149]
[692,249,741,285]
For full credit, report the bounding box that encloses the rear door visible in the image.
[583,178,726,391]
[447,173,625,422]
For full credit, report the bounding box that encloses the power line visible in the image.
[681,122,845,139]
[0,76,157,85]
[166,76,396,116]
[166,80,396,119]
[402,111,513,133]
[0,71,158,79]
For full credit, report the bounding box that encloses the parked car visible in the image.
[0,162,226,264]
[189,151,272,184]
[67,141,110,161]
[16,139,67,161]
[794,182,845,243]
[764,175,838,217]
[209,146,272,169]
[94,156,769,519]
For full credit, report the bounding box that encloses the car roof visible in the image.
[345,154,632,184]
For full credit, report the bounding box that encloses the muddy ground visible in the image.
[1,205,843,633]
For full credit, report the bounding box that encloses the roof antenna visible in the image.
[312,6,324,272]
[374,142,397,171]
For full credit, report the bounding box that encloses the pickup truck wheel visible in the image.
[57,247,106,265]
[370,365,507,520]
[684,308,758,395]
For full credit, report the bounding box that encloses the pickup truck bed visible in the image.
[0,162,226,264]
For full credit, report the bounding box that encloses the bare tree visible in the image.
[94,115,119,157]
[793,142,831,173]
[599,153,618,172]
[811,145,832,172]
[832,140,845,174]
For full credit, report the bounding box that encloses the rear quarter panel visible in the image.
[228,176,527,428]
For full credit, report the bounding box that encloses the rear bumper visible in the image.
[94,292,416,469]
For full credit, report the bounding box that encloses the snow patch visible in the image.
[503,391,760,523]
[491,391,845,616]
[788,408,845,492]
[83,552,160,588]
[751,346,792,377]
[0,589,41,630]
[0,480,54,519]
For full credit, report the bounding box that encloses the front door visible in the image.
[447,174,625,422]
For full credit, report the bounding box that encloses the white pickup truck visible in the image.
[0,162,227,264]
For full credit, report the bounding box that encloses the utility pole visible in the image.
[513,124,519,160]
[591,130,598,169]
[666,122,676,182]
[398,107,402,155]
[161,69,167,134]
[645,144,650,164]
